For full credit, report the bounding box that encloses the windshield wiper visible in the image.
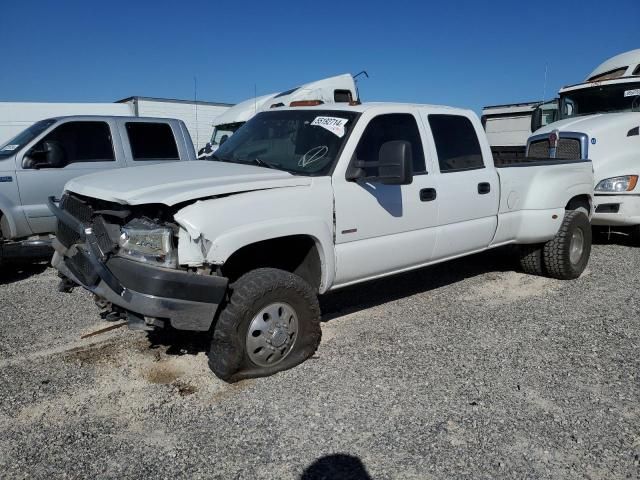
[210,153,232,162]
[252,157,280,170]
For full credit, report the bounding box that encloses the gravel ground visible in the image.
[0,237,638,479]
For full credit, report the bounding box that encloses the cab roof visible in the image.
[266,101,473,116]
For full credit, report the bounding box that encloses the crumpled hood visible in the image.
[65,161,312,206]
[535,112,640,137]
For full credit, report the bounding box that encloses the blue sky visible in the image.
[2,0,638,114]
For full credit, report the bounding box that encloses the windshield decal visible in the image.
[310,116,349,137]
[1,144,19,151]
[299,145,329,168]
[624,89,640,97]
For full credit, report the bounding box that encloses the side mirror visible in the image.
[23,140,66,169]
[376,140,413,185]
[530,106,543,132]
[347,140,414,185]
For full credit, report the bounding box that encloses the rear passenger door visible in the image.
[420,112,499,259]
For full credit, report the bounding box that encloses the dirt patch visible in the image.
[174,380,197,396]
[62,339,122,366]
[144,361,184,384]
[465,271,559,305]
[209,379,255,403]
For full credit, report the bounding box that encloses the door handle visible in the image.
[420,188,437,201]
[478,182,491,194]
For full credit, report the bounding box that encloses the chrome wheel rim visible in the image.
[246,302,298,367]
[569,228,585,265]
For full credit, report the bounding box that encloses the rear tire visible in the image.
[543,210,591,279]
[518,244,544,276]
[208,268,321,382]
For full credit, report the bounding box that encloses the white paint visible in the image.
[65,160,311,206]
[64,103,593,292]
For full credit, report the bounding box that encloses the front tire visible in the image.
[543,210,591,279]
[208,268,321,382]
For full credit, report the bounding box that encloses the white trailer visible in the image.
[118,97,232,151]
[481,100,558,159]
[0,97,233,152]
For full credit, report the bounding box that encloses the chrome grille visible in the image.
[528,139,549,158]
[556,138,581,159]
[66,249,99,285]
[57,194,93,248]
[528,137,582,160]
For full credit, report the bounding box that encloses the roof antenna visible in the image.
[194,76,199,149]
[542,63,548,102]
[352,70,369,102]
[353,70,369,81]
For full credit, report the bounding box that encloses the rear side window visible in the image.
[39,121,115,165]
[587,67,627,82]
[125,122,179,161]
[428,115,484,172]
[354,113,426,175]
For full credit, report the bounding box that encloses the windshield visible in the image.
[0,119,57,158]
[210,122,244,146]
[560,81,640,119]
[212,110,358,175]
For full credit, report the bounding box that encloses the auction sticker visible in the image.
[1,144,19,151]
[624,89,640,97]
[311,117,349,137]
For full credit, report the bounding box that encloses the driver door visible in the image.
[16,120,123,233]
[332,111,439,287]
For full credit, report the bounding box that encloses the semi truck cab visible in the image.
[528,49,640,239]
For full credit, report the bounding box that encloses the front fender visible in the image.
[0,187,31,239]
[206,218,335,292]
[173,180,337,292]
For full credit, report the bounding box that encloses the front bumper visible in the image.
[592,194,640,227]
[48,196,227,331]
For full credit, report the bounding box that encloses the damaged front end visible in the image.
[48,193,227,332]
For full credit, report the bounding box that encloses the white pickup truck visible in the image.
[50,103,594,381]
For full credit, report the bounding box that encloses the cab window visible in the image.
[354,114,426,175]
[125,122,179,161]
[23,121,114,169]
[428,115,484,172]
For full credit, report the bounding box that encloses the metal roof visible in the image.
[116,96,234,107]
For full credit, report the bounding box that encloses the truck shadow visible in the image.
[147,246,518,356]
[320,246,517,322]
[0,261,48,285]
[591,229,636,247]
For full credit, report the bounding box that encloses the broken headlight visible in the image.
[118,219,177,267]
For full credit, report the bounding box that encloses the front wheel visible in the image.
[208,268,321,382]
[543,210,591,279]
